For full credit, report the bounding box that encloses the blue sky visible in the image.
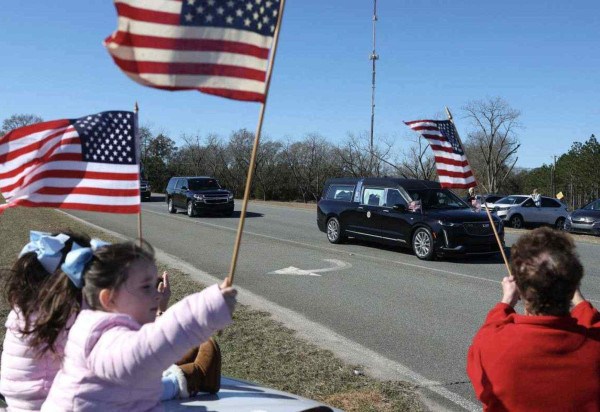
[1,1,598,168]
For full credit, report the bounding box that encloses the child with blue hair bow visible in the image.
[1,230,91,411]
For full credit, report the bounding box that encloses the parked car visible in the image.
[140,179,151,201]
[493,195,568,229]
[165,176,234,217]
[163,376,341,411]
[482,194,505,208]
[317,177,504,260]
[565,198,600,236]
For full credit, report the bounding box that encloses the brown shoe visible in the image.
[177,338,222,395]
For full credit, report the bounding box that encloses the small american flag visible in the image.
[404,119,476,189]
[104,0,282,102]
[0,111,141,214]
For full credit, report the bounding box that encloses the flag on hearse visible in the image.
[404,119,476,189]
[0,111,141,214]
[104,0,282,103]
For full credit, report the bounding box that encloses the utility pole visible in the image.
[552,155,557,196]
[369,0,379,161]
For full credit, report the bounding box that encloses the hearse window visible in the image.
[384,189,408,208]
[361,187,385,206]
[326,184,355,201]
[175,179,184,190]
[406,188,469,210]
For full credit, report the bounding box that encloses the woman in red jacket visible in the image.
[467,227,600,411]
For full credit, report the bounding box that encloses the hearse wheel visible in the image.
[168,198,176,214]
[412,227,435,260]
[326,217,346,244]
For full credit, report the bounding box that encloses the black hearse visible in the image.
[317,177,504,260]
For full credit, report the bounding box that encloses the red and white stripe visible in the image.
[104,0,274,102]
[404,120,476,189]
[0,120,140,214]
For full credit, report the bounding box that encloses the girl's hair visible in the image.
[29,240,155,354]
[3,231,91,336]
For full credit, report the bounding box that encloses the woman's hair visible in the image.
[510,227,583,316]
[3,231,91,335]
[28,239,154,355]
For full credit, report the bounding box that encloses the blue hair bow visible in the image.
[61,239,111,288]
[19,231,70,275]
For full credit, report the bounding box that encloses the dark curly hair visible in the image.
[510,227,583,316]
[2,230,91,338]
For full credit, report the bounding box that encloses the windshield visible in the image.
[188,178,221,191]
[495,196,528,205]
[583,199,600,211]
[405,188,469,210]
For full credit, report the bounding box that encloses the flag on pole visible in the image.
[0,111,141,214]
[104,0,282,103]
[404,119,476,189]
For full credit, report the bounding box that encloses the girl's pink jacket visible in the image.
[41,284,231,412]
[0,310,68,411]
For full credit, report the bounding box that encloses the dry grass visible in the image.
[0,206,423,411]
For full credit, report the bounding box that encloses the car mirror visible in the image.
[393,204,407,212]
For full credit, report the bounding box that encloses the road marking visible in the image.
[268,259,351,276]
[142,208,600,304]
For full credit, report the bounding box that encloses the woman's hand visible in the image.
[158,271,171,313]
[501,275,519,307]
[219,279,237,316]
[571,288,585,307]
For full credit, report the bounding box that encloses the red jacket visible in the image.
[467,301,600,411]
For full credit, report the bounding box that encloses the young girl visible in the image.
[1,230,91,411]
[40,240,235,411]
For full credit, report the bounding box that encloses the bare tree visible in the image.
[398,136,437,180]
[462,97,521,193]
[1,114,43,136]
[334,132,394,177]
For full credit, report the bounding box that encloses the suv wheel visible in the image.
[555,217,566,230]
[412,227,435,260]
[168,198,176,214]
[187,201,196,217]
[510,214,524,229]
[326,217,345,244]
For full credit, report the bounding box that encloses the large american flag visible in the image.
[0,111,141,214]
[404,119,476,189]
[104,0,282,102]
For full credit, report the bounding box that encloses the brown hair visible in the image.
[510,227,583,316]
[2,231,91,336]
[29,240,154,355]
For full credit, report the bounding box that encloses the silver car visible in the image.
[566,199,600,236]
[492,195,568,229]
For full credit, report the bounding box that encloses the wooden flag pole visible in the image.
[134,102,143,246]
[445,107,512,277]
[226,0,287,287]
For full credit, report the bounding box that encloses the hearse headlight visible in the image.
[439,220,460,227]
[193,194,205,200]
[228,193,234,201]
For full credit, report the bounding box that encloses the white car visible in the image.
[164,376,342,412]
[492,195,568,229]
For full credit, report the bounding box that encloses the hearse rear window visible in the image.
[326,184,355,201]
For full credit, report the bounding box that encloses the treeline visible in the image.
[2,99,597,208]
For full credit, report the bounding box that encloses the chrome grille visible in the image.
[203,194,229,204]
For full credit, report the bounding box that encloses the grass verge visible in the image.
[0,207,423,412]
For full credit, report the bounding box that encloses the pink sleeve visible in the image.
[86,284,231,382]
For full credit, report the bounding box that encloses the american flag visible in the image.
[404,119,476,189]
[0,111,141,214]
[104,0,282,102]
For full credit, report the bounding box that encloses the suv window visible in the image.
[541,198,560,208]
[166,178,177,191]
[188,178,220,191]
[175,178,185,190]
[362,187,385,206]
[496,196,528,205]
[325,184,355,201]
[522,198,535,207]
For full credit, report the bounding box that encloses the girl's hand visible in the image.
[158,272,171,313]
[219,279,237,316]
[501,275,519,307]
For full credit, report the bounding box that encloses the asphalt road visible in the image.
[64,196,600,411]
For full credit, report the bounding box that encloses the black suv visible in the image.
[140,179,151,201]
[317,177,504,260]
[165,176,234,217]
